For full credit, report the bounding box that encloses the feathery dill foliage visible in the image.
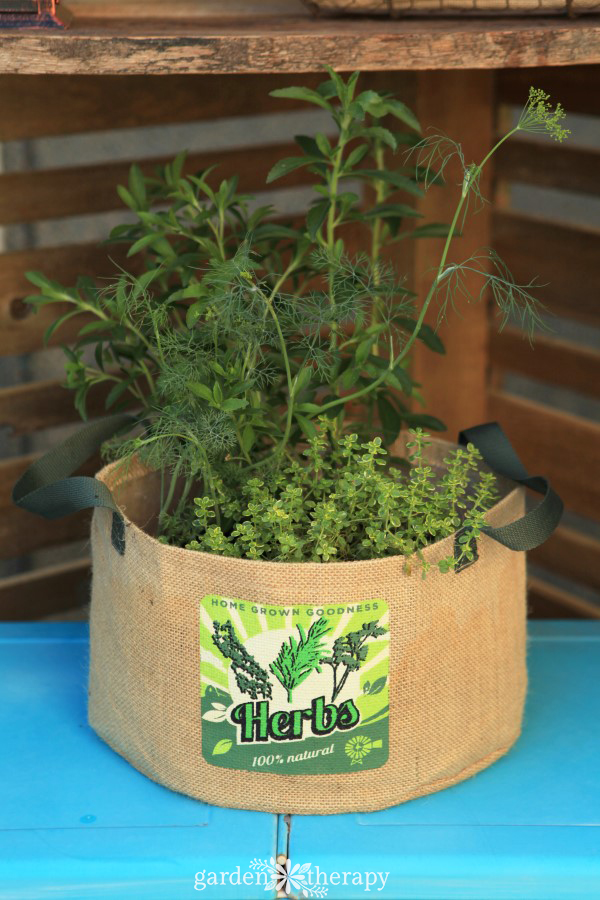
[24,71,566,558]
[186,421,499,575]
[270,618,332,702]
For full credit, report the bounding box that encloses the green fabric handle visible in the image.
[12,414,134,555]
[12,415,562,560]
[459,421,563,552]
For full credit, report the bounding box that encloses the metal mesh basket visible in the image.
[302,0,598,15]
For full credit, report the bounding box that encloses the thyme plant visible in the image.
[186,422,499,574]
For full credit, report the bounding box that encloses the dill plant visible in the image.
[24,74,567,561]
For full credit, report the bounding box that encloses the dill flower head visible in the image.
[518,87,571,143]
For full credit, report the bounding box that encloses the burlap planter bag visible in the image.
[13,419,563,815]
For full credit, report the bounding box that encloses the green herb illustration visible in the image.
[345,735,383,765]
[212,620,272,700]
[270,617,331,703]
[322,620,387,703]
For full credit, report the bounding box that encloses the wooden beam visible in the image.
[0,72,325,141]
[0,559,90,620]
[490,327,600,399]
[488,390,600,521]
[0,243,128,357]
[0,16,597,77]
[528,576,600,620]
[0,143,304,226]
[531,526,600,593]
[0,379,112,436]
[495,139,600,197]
[410,70,493,439]
[492,211,600,327]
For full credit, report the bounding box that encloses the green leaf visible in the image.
[77,320,114,336]
[42,310,81,345]
[221,398,249,412]
[294,366,313,394]
[241,424,256,454]
[186,300,209,328]
[377,395,403,445]
[188,381,213,403]
[212,382,224,405]
[385,368,414,395]
[396,317,445,355]
[129,164,147,207]
[295,414,318,440]
[296,402,321,415]
[127,233,163,258]
[363,203,422,220]
[360,126,397,150]
[380,99,421,132]
[270,86,332,111]
[353,169,423,197]
[306,200,329,239]
[403,223,453,240]
[339,366,360,390]
[355,337,374,366]
[116,184,137,211]
[294,134,324,158]
[266,156,315,184]
[212,739,233,756]
[344,144,370,169]
[368,675,387,695]
[315,132,332,157]
[105,380,131,410]
[416,323,445,354]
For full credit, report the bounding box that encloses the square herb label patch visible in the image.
[200,595,389,775]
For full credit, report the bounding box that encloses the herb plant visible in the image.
[270,617,332,702]
[212,620,272,699]
[322,620,387,703]
[23,73,568,562]
[186,422,499,574]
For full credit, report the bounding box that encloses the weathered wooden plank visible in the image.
[0,142,302,226]
[531,526,600,593]
[528,576,600,620]
[0,559,90,620]
[0,243,128,356]
[0,504,91,560]
[0,73,324,141]
[492,211,600,327]
[488,390,600,521]
[498,67,600,116]
[490,327,600,399]
[0,379,113,436]
[410,71,493,438]
[0,17,597,77]
[495,139,600,197]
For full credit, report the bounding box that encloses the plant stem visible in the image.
[313,126,520,420]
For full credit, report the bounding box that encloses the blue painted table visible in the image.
[1,622,599,899]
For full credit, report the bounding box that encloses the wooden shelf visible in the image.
[0,0,598,73]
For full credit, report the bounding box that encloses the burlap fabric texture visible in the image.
[88,440,527,816]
